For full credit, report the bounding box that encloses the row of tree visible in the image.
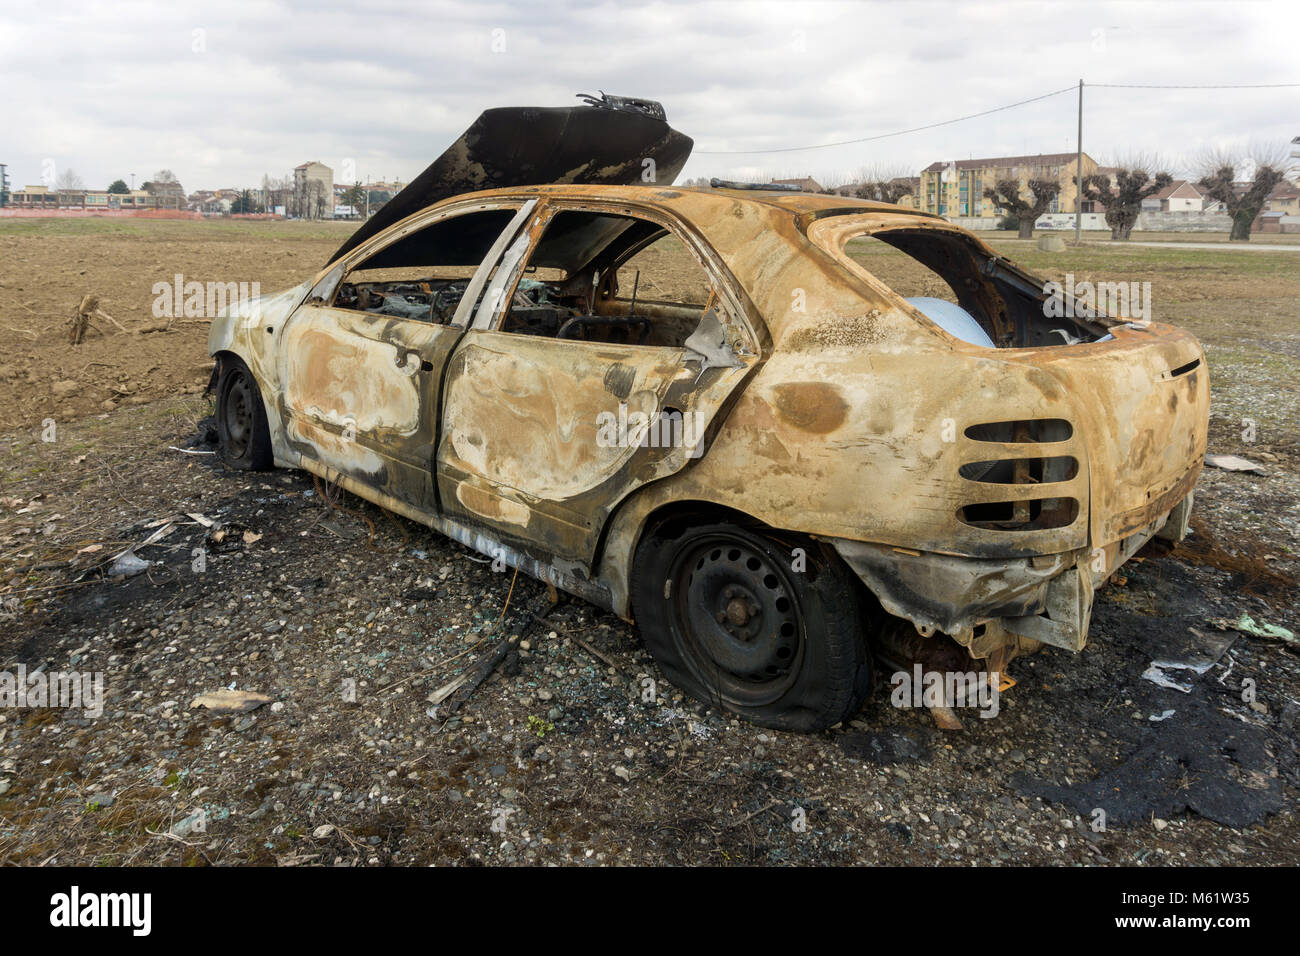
[52,168,181,196]
[683,146,1295,242]
[981,147,1292,242]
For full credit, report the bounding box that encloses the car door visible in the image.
[435,198,759,565]
[277,199,536,511]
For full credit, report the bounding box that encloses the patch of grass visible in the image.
[0,217,355,241]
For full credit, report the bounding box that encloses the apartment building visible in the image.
[919,152,1099,218]
[293,161,334,219]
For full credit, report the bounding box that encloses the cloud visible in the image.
[1,0,1295,192]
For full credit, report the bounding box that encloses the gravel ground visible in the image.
[0,396,1296,866]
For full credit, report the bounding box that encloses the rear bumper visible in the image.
[832,492,1193,653]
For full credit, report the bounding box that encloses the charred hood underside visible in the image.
[330,96,694,263]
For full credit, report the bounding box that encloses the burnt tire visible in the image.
[631,521,873,733]
[215,356,274,471]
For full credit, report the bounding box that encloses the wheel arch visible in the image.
[597,483,866,620]
[210,348,294,469]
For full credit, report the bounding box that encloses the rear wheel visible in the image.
[216,357,273,471]
[631,520,873,732]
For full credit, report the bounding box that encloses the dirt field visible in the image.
[0,218,1296,866]
[0,218,355,430]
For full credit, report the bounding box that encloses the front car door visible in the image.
[436,197,760,566]
[277,200,536,512]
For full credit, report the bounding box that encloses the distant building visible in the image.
[293,161,334,219]
[1141,179,1208,213]
[10,184,178,210]
[1265,181,1300,216]
[1253,210,1289,234]
[143,179,185,209]
[920,152,1099,218]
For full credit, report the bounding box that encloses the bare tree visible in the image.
[1076,159,1173,240]
[856,179,913,204]
[56,168,85,190]
[983,179,1061,239]
[817,173,845,195]
[1197,145,1294,241]
[152,168,179,184]
[854,164,915,204]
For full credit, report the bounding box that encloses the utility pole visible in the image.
[1075,79,1083,245]
[130,172,135,191]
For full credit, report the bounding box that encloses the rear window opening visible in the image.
[834,227,1115,349]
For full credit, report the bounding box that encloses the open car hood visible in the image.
[330,97,694,263]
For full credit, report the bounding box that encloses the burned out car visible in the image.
[208,99,1209,731]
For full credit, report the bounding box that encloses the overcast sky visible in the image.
[2,0,1296,193]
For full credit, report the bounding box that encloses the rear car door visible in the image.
[277,200,536,510]
[436,198,759,565]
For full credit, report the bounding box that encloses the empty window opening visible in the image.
[332,208,517,324]
[836,227,1115,348]
[497,210,721,348]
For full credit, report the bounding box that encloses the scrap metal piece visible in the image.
[709,178,800,191]
[1204,454,1266,475]
[575,91,667,121]
[683,308,744,372]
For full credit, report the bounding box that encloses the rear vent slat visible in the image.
[959,497,1079,531]
[964,418,1073,443]
[960,419,1080,530]
[959,455,1078,484]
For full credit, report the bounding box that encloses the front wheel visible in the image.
[215,356,274,471]
[631,521,873,732]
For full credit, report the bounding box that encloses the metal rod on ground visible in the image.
[436,575,553,719]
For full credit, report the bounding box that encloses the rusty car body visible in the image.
[208,99,1209,731]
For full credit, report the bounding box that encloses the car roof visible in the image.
[440,182,941,226]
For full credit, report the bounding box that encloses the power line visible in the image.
[693,80,1300,156]
[693,85,1078,154]
[1090,82,1300,89]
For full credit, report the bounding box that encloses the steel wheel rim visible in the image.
[224,371,254,459]
[668,532,805,706]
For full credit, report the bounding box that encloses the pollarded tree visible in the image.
[1198,147,1292,241]
[856,179,913,204]
[982,179,1061,239]
[1076,167,1172,240]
